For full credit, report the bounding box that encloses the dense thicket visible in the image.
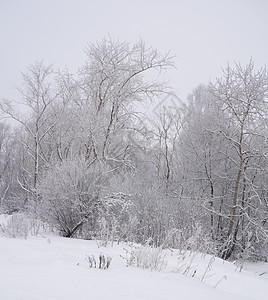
[1,40,268,261]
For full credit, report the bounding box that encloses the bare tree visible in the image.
[76,38,175,168]
[0,123,22,211]
[151,106,182,192]
[32,39,175,237]
[210,60,268,259]
[0,61,61,193]
[178,85,232,244]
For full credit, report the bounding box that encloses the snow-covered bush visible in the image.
[97,192,136,245]
[36,159,102,237]
[136,245,167,271]
[0,213,30,239]
[0,212,51,238]
[122,244,167,271]
[133,193,177,247]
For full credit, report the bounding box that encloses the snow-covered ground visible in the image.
[0,215,267,300]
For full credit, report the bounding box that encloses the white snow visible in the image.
[0,234,267,300]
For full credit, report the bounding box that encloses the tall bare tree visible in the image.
[210,61,268,259]
[0,61,61,193]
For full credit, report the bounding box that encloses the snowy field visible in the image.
[0,215,268,300]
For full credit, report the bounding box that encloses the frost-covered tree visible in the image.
[210,61,268,259]
[76,38,174,166]
[0,123,22,212]
[176,85,230,250]
[177,63,268,260]
[151,106,182,192]
[33,38,175,237]
[0,61,61,193]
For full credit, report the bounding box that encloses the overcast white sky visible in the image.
[1,0,268,103]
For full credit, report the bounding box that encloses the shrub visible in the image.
[36,159,102,238]
[121,244,167,271]
[0,213,30,239]
[0,212,50,239]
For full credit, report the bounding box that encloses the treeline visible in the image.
[1,38,268,261]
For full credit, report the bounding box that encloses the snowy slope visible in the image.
[0,235,267,300]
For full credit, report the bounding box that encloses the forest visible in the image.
[1,38,268,262]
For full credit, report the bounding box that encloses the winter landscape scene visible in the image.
[1,1,268,299]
